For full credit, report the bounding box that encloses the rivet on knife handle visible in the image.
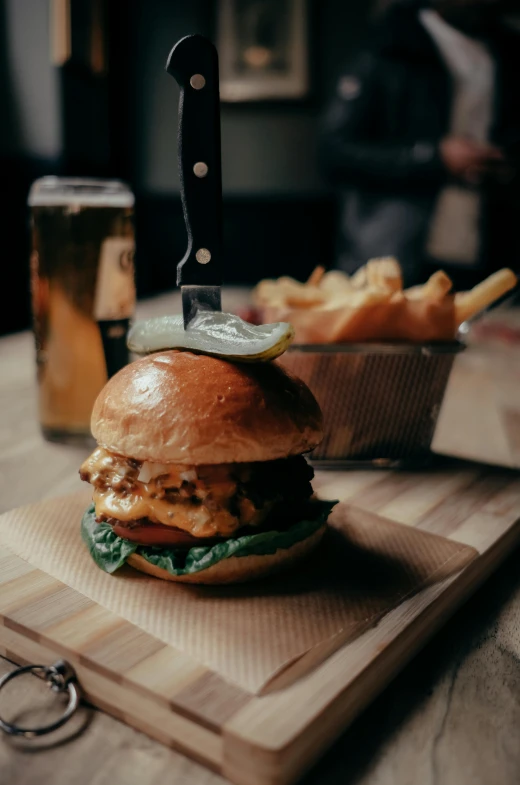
[166,35,223,290]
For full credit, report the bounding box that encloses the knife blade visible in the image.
[166,35,223,328]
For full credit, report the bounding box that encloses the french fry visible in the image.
[390,290,406,304]
[350,265,368,289]
[366,257,402,293]
[253,276,317,308]
[454,268,517,324]
[319,270,353,296]
[267,276,326,308]
[318,287,387,312]
[253,260,517,344]
[405,270,452,301]
[345,287,392,309]
[306,265,325,287]
[403,285,422,300]
[285,287,325,308]
[252,279,285,307]
[277,276,302,290]
[421,270,452,300]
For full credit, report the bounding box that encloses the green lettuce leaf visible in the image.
[81,509,138,573]
[81,499,337,577]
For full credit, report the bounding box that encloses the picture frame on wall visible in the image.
[217,0,309,102]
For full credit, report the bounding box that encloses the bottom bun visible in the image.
[127,524,327,585]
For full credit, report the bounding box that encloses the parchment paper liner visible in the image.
[0,491,476,694]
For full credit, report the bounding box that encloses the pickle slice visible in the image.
[127,311,295,362]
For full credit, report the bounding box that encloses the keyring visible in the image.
[0,659,80,738]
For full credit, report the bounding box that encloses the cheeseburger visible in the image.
[80,350,335,584]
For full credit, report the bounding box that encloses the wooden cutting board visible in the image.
[1,461,519,785]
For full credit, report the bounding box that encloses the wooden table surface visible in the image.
[1,290,520,785]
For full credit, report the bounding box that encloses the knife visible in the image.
[166,34,223,328]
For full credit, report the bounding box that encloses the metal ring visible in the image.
[0,660,80,738]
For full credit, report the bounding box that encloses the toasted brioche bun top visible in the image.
[91,351,323,464]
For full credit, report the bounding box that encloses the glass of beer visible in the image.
[28,177,136,444]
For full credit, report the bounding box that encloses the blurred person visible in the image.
[321,0,520,288]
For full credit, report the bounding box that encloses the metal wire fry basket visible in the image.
[279,342,465,467]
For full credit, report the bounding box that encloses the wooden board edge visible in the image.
[0,547,255,739]
[0,624,223,773]
[1,605,252,738]
[222,516,520,785]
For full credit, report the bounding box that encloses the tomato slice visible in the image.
[111,520,221,548]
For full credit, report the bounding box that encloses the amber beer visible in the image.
[28,178,135,443]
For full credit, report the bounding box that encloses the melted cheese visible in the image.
[81,447,241,497]
[81,447,187,488]
[92,488,240,538]
[84,447,273,538]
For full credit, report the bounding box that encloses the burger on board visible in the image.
[80,350,335,584]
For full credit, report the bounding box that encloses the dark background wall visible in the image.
[0,0,375,334]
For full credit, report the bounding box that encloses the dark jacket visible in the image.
[321,5,520,285]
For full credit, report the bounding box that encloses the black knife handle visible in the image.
[166,35,223,287]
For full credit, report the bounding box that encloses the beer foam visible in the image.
[28,177,134,208]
